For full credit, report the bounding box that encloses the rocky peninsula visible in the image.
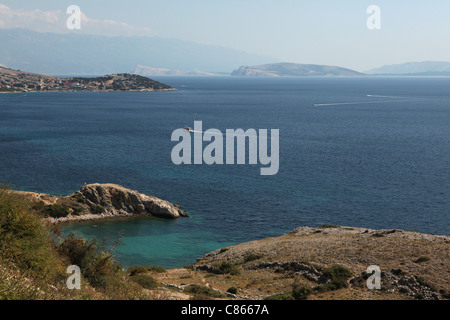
[14,183,188,222]
[0,66,175,93]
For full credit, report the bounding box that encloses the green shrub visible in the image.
[0,186,65,281]
[0,185,145,300]
[227,287,238,295]
[292,285,312,300]
[216,262,241,275]
[128,266,149,275]
[147,266,167,273]
[322,265,353,282]
[90,204,105,215]
[184,285,226,299]
[59,233,119,289]
[264,292,294,300]
[130,274,158,290]
[44,204,70,218]
[315,265,353,292]
[244,253,263,263]
[128,265,167,276]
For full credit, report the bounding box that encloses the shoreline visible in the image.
[51,212,172,225]
[0,88,177,94]
[10,183,188,222]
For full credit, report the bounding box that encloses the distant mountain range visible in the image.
[231,63,364,77]
[365,61,450,76]
[0,28,276,76]
[1,28,449,78]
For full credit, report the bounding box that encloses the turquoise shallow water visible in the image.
[1,76,449,268]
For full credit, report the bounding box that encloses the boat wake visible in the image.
[314,93,448,107]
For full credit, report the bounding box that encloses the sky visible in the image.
[1,0,449,71]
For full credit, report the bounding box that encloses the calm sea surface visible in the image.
[0,76,449,268]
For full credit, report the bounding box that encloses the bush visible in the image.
[0,186,65,281]
[59,233,119,289]
[227,287,238,295]
[322,265,353,282]
[264,292,295,300]
[292,285,312,300]
[216,262,241,275]
[147,266,167,273]
[90,204,105,215]
[130,275,158,290]
[315,265,353,292]
[243,253,263,263]
[264,282,312,301]
[128,265,167,276]
[44,204,70,218]
[0,185,145,300]
[184,285,226,299]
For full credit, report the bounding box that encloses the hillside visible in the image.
[150,226,449,300]
[0,66,174,92]
[0,28,275,75]
[231,63,364,77]
[366,61,450,75]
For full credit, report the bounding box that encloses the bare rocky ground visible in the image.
[146,226,449,300]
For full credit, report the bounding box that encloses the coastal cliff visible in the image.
[14,183,188,222]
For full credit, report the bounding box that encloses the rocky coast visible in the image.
[14,183,188,222]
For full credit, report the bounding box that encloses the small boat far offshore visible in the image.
[184,127,194,133]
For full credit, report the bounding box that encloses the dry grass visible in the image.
[149,226,449,300]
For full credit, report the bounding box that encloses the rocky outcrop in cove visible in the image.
[16,183,188,222]
[69,183,188,220]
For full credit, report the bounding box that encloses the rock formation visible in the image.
[15,183,188,222]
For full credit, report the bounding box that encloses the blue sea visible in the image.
[0,76,449,269]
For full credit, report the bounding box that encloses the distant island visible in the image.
[231,62,365,77]
[365,61,450,76]
[0,66,175,93]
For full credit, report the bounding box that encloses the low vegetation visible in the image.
[0,185,148,300]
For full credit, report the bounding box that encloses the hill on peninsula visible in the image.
[231,62,365,77]
[0,66,174,93]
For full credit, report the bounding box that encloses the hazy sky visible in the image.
[1,0,449,71]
